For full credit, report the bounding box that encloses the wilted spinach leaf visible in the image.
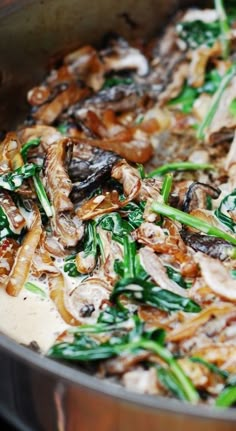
[176,20,220,49]
[215,189,236,233]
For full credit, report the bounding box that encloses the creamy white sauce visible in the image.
[0,285,67,353]
[0,255,94,353]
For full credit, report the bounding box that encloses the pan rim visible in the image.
[0,333,236,423]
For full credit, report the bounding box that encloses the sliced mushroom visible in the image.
[71,84,141,117]
[122,367,159,394]
[19,125,62,151]
[103,352,150,376]
[180,231,234,260]
[102,36,149,76]
[75,130,153,164]
[69,143,119,203]
[53,213,84,248]
[195,252,236,302]
[33,84,90,125]
[182,182,221,213]
[68,278,110,324]
[188,42,221,88]
[159,62,189,104]
[111,159,161,203]
[64,45,105,91]
[139,247,188,297]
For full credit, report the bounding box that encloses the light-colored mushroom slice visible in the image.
[139,247,188,297]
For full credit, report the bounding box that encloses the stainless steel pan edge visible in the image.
[0,0,235,430]
[0,334,236,431]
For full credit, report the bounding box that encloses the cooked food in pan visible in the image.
[1,0,236,408]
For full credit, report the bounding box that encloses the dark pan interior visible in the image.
[0,0,210,129]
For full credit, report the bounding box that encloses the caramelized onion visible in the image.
[84,130,153,164]
[6,206,42,296]
[167,304,236,342]
[45,138,73,212]
[49,273,80,326]
[33,84,90,125]
[0,238,19,285]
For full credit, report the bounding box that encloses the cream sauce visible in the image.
[0,285,67,353]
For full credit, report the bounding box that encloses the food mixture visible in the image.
[1,0,236,408]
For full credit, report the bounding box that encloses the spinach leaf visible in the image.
[97,305,129,325]
[24,281,46,298]
[215,386,236,407]
[214,0,230,59]
[98,212,133,236]
[123,236,136,278]
[49,317,141,361]
[197,63,236,140]
[84,221,98,258]
[168,70,221,114]
[157,366,188,400]
[152,201,236,246]
[215,189,236,233]
[199,69,222,95]
[128,207,144,228]
[148,328,166,346]
[33,172,52,218]
[102,76,134,89]
[227,1,236,22]
[122,201,145,229]
[110,277,201,313]
[114,254,149,281]
[148,162,213,178]
[231,269,236,279]
[135,115,144,125]
[134,254,149,281]
[137,163,145,179]
[229,98,236,116]
[21,138,41,163]
[176,20,221,49]
[49,318,199,403]
[49,337,127,361]
[206,195,213,210]
[161,174,173,204]
[0,163,40,191]
[57,123,69,135]
[64,260,81,277]
[0,207,15,240]
[115,235,148,280]
[168,85,197,114]
[190,357,229,379]
[166,266,192,289]
[114,259,125,277]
